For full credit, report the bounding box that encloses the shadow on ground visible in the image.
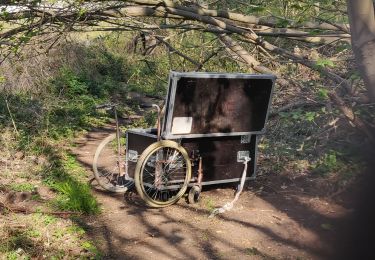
[72,128,375,260]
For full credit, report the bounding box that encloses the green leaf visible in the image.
[349,71,361,81]
[305,111,316,122]
[78,8,87,17]
[317,88,329,100]
[292,111,301,120]
[276,18,289,27]
[335,42,351,52]
[290,3,304,10]
[308,29,323,36]
[316,58,335,68]
[279,112,289,118]
[1,10,10,19]
[249,6,266,12]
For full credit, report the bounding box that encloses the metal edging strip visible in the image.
[188,176,256,187]
[161,73,172,134]
[162,74,179,139]
[125,131,129,176]
[170,71,277,80]
[252,135,259,179]
[261,77,277,133]
[126,129,158,139]
[163,130,266,140]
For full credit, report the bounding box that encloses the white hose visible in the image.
[209,157,251,218]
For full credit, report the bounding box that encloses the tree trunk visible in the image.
[347,0,375,102]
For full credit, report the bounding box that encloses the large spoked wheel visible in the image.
[134,140,191,207]
[93,133,134,192]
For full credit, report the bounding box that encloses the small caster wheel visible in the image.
[188,185,201,204]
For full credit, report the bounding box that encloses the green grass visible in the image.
[311,150,340,176]
[0,214,102,259]
[9,183,36,192]
[244,247,277,259]
[245,247,262,256]
[0,229,37,258]
[204,198,215,213]
[81,241,101,257]
[52,180,100,214]
[42,151,100,214]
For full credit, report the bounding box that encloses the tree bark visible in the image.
[347,0,375,102]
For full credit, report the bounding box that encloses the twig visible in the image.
[217,33,289,87]
[196,47,223,71]
[155,35,201,67]
[269,100,325,117]
[4,97,19,135]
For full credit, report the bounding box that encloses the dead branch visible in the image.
[218,34,289,87]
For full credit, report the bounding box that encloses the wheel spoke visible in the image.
[93,133,134,192]
[136,141,191,206]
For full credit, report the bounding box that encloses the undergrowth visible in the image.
[0,37,167,215]
[0,43,130,215]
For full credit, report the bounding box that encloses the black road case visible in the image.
[125,71,275,207]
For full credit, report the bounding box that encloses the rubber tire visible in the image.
[134,140,191,207]
[188,185,201,204]
[93,133,133,193]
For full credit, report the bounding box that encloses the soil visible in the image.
[72,127,375,260]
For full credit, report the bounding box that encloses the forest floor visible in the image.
[71,126,371,260]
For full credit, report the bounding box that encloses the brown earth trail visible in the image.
[72,128,355,260]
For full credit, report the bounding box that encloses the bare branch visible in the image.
[218,33,288,87]
[154,35,201,67]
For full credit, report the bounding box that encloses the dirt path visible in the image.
[72,128,352,260]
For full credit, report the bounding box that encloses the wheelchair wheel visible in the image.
[93,133,134,192]
[134,140,191,207]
